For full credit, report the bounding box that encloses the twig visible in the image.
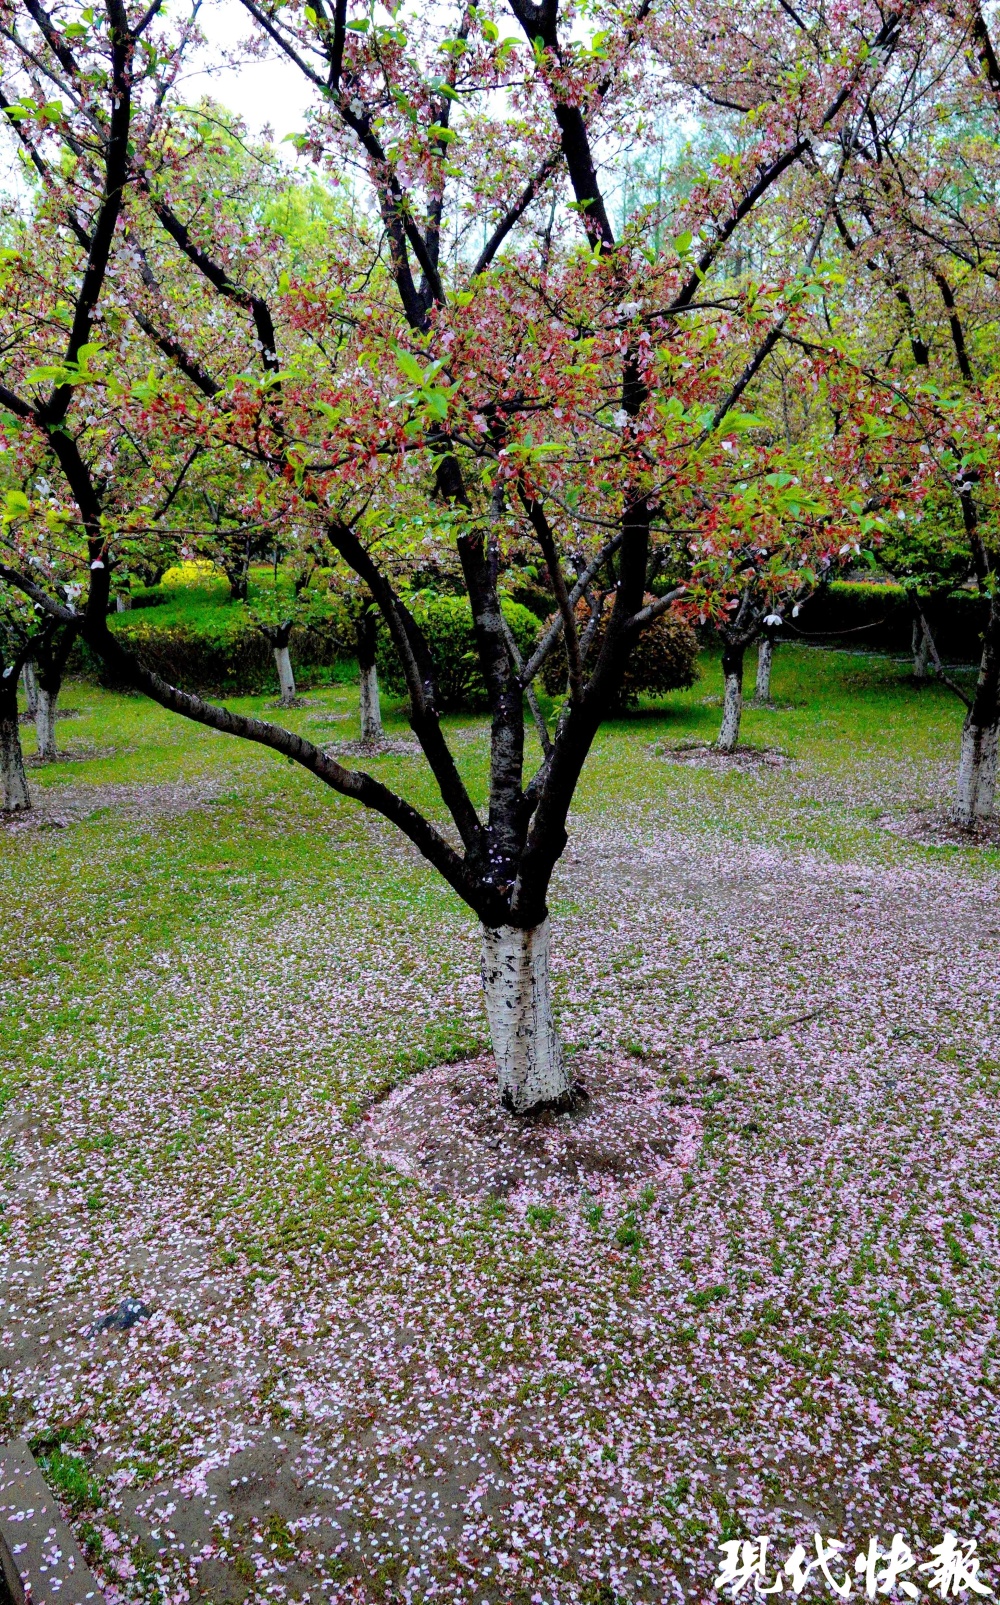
[919,608,973,709]
[711,1004,829,1047]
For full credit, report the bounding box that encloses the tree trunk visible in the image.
[36,687,58,762]
[912,617,929,680]
[956,718,998,824]
[481,918,570,1113]
[116,592,132,612]
[273,645,297,707]
[717,643,745,753]
[356,614,383,741]
[755,637,773,701]
[360,664,383,742]
[1,679,31,811]
[21,661,38,719]
[955,591,1000,826]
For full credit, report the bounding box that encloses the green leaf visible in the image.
[395,349,426,385]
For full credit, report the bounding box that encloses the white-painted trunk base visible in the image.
[956,718,999,825]
[481,918,570,1114]
[912,619,929,681]
[36,688,58,762]
[755,638,773,701]
[360,663,383,742]
[1,718,31,811]
[22,661,38,719]
[274,645,297,706]
[718,672,743,753]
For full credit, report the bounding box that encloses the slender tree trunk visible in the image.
[912,617,929,680]
[360,664,383,741]
[273,645,297,707]
[755,637,773,701]
[356,614,383,742]
[35,687,58,762]
[717,642,746,753]
[1,678,31,812]
[481,918,570,1113]
[21,661,38,719]
[955,592,1000,826]
[116,593,132,612]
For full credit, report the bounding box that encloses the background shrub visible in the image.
[541,597,700,706]
[376,593,543,711]
[78,565,350,695]
[793,580,987,661]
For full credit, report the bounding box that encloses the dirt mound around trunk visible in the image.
[879,807,1000,848]
[651,740,791,772]
[324,736,422,758]
[360,1053,702,1198]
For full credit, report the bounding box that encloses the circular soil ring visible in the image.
[879,807,1000,849]
[325,737,422,758]
[361,1053,702,1199]
[652,741,791,773]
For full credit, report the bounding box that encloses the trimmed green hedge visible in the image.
[793,581,987,662]
[376,593,543,712]
[78,566,350,695]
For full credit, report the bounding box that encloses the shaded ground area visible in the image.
[2,653,999,1604]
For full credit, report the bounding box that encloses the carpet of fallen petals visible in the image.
[2,677,999,1605]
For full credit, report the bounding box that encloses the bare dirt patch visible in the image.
[651,739,792,772]
[0,777,224,833]
[360,1051,702,1198]
[878,806,1000,849]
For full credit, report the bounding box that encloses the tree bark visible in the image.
[360,664,383,741]
[481,918,570,1113]
[1,678,31,811]
[912,616,929,680]
[35,687,58,762]
[955,591,1000,826]
[116,592,132,612]
[21,661,38,719]
[356,614,383,741]
[718,643,746,752]
[273,644,297,707]
[755,637,773,701]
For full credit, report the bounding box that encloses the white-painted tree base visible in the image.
[274,645,297,707]
[360,663,383,742]
[480,918,570,1113]
[36,688,57,762]
[755,638,773,701]
[956,717,999,825]
[1,718,31,811]
[717,671,743,752]
[912,619,929,680]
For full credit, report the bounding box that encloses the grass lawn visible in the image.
[2,644,998,1604]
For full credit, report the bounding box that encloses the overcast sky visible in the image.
[171,0,315,151]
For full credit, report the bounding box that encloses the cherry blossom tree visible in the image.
[0,0,928,1110]
[779,0,1000,822]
